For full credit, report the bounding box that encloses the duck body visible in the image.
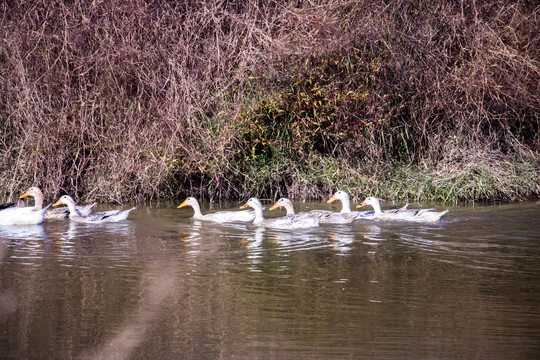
[358,197,448,223]
[0,204,51,225]
[19,187,97,220]
[53,195,135,223]
[321,211,363,224]
[242,197,325,229]
[178,197,255,223]
[44,203,97,220]
[0,187,57,225]
[270,197,363,224]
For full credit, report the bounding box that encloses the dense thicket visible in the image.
[1,0,538,203]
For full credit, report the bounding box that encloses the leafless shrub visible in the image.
[0,0,538,202]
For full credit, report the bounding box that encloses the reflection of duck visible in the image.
[53,195,135,223]
[358,197,448,222]
[177,220,203,248]
[61,217,136,241]
[20,187,96,220]
[0,224,46,239]
[241,197,325,229]
[241,227,265,250]
[177,197,254,223]
[270,197,359,224]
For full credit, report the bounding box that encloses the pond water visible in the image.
[0,200,539,359]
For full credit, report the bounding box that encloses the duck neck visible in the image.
[65,201,79,216]
[32,192,44,210]
[284,202,295,216]
[252,204,264,224]
[190,201,203,218]
[372,200,383,216]
[340,197,351,213]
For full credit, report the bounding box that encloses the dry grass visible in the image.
[0,1,538,203]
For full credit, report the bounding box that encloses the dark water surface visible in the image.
[1,201,539,359]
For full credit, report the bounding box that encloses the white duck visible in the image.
[19,187,96,220]
[53,195,135,223]
[269,197,359,224]
[177,197,255,223]
[241,197,326,229]
[321,190,376,220]
[0,195,51,226]
[358,197,448,222]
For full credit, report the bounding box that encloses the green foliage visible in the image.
[236,53,407,166]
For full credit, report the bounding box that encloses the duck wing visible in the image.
[203,209,255,223]
[77,203,98,217]
[99,207,136,222]
[262,212,324,229]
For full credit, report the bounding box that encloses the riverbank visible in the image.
[1,1,538,203]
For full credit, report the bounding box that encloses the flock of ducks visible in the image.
[179,190,448,229]
[0,187,135,225]
[0,187,448,228]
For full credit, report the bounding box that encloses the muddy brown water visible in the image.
[1,201,539,359]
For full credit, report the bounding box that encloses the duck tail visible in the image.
[0,202,15,210]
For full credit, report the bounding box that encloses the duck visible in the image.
[19,187,97,220]
[53,195,135,223]
[326,190,367,214]
[357,196,448,222]
[241,197,326,229]
[321,190,376,220]
[0,199,51,226]
[269,197,359,224]
[177,197,255,223]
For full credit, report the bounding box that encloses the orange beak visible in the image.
[356,200,367,209]
[269,202,280,211]
[327,195,337,203]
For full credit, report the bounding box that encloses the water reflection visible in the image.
[242,227,265,271]
[264,227,326,250]
[62,220,135,240]
[0,224,47,241]
[79,260,180,360]
[0,238,16,320]
[245,227,265,249]
[325,226,356,255]
[0,201,539,359]
[177,219,203,250]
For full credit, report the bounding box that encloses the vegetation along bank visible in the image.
[1,1,538,203]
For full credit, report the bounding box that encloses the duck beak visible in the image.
[327,195,337,203]
[19,191,30,199]
[269,202,280,211]
[52,199,63,207]
[356,200,367,209]
[240,202,249,209]
[177,199,188,208]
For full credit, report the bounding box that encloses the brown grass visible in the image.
[0,1,538,203]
